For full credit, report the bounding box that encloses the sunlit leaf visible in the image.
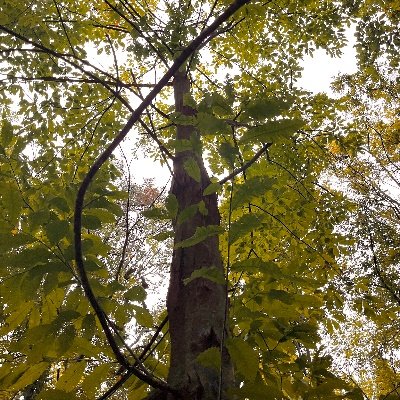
[55,360,87,392]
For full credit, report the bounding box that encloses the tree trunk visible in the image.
[166,69,233,399]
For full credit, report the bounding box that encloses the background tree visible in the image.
[0,0,389,399]
[313,3,400,394]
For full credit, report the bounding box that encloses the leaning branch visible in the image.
[219,142,272,184]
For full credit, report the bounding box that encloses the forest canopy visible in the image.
[1,0,400,399]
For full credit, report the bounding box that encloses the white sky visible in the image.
[298,25,358,94]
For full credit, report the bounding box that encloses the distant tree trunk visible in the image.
[166,69,233,399]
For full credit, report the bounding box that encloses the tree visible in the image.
[0,0,371,399]
[320,62,400,398]
[313,3,400,394]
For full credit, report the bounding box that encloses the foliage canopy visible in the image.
[1,0,400,399]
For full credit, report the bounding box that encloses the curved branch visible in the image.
[72,0,251,390]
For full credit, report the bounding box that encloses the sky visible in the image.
[298,25,358,94]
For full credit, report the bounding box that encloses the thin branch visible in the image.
[128,69,171,117]
[115,168,132,282]
[128,71,174,171]
[381,383,400,400]
[106,32,120,90]
[102,0,170,66]
[1,73,173,88]
[365,219,400,306]
[138,118,175,160]
[52,0,77,58]
[119,0,174,57]
[269,158,315,200]
[0,26,134,111]
[138,316,169,362]
[223,118,253,129]
[250,203,317,252]
[97,370,133,400]
[219,142,272,184]
[97,317,169,400]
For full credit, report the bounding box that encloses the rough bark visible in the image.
[166,69,233,399]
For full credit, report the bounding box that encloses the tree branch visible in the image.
[0,26,134,112]
[1,73,173,88]
[219,142,272,184]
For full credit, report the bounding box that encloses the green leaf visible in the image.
[124,285,147,302]
[1,120,13,147]
[231,176,276,210]
[37,389,80,400]
[88,196,123,217]
[268,289,293,305]
[0,181,23,225]
[53,310,81,329]
[132,305,154,327]
[49,197,70,213]
[82,234,111,256]
[239,118,304,144]
[196,112,230,135]
[226,338,258,382]
[82,314,96,340]
[230,372,283,399]
[152,230,174,241]
[199,92,233,115]
[0,232,35,252]
[177,203,198,225]
[198,200,208,216]
[184,266,225,285]
[81,213,102,230]
[45,219,70,244]
[165,193,178,218]
[55,325,75,357]
[229,213,264,244]
[11,362,48,391]
[242,97,290,121]
[231,259,282,278]
[72,337,101,358]
[87,208,117,224]
[219,142,239,167]
[184,158,201,182]
[56,360,87,392]
[81,363,113,398]
[195,347,221,371]
[0,301,34,335]
[174,225,224,248]
[142,207,169,220]
[169,139,193,152]
[203,182,221,196]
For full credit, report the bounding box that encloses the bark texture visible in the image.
[166,70,232,399]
